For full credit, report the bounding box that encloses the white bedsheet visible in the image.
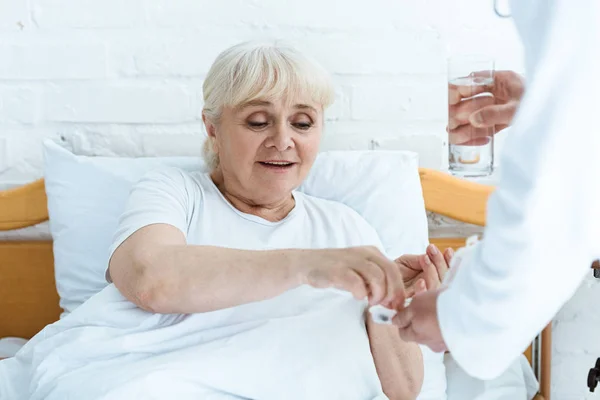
[1,284,391,400]
[0,340,540,400]
[0,286,539,400]
[445,352,539,400]
[0,337,27,359]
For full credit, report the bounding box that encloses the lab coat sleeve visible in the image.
[437,0,600,380]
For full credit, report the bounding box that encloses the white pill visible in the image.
[368,298,412,325]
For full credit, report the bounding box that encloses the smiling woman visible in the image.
[3,40,439,399]
[200,41,334,216]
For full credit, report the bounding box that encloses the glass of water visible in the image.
[447,55,495,177]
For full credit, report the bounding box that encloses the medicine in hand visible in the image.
[368,298,412,325]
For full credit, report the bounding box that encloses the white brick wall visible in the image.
[0,43,107,79]
[43,83,198,123]
[0,86,39,123]
[0,0,29,30]
[0,1,595,398]
[32,0,146,28]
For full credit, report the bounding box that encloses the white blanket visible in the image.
[0,337,27,359]
[1,284,390,400]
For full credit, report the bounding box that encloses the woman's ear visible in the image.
[202,113,217,139]
[202,113,219,156]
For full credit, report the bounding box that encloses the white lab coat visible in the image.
[437,0,600,380]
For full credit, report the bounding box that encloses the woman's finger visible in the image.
[371,252,406,308]
[383,258,406,308]
[354,261,386,305]
[395,253,422,272]
[336,269,369,301]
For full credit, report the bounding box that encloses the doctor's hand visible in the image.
[448,70,525,145]
[393,289,448,353]
[395,244,453,297]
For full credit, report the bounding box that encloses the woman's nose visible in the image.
[268,124,295,151]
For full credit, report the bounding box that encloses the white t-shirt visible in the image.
[108,167,385,262]
[106,167,392,400]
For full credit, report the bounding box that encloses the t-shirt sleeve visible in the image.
[106,167,193,283]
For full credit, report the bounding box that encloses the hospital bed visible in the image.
[0,168,550,399]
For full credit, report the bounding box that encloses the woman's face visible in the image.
[205,97,323,205]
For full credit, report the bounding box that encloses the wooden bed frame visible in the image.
[0,168,551,399]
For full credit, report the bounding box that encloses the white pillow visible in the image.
[43,139,445,398]
[300,150,429,260]
[43,140,205,316]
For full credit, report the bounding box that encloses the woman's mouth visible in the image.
[258,161,296,170]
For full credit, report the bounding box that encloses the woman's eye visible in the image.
[294,122,312,130]
[248,121,268,128]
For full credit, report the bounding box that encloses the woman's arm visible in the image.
[109,223,305,314]
[109,223,404,314]
[367,245,451,399]
[366,314,424,400]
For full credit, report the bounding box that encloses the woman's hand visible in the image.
[302,246,406,308]
[395,244,453,297]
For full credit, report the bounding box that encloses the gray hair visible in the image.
[201,40,335,170]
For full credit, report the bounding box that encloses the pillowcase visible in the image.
[43,140,205,316]
[300,150,429,260]
[43,139,445,398]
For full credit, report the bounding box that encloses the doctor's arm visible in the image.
[432,0,600,379]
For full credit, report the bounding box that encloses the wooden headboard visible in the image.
[0,168,551,399]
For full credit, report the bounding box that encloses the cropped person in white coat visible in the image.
[394,0,600,380]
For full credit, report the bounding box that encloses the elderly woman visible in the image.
[0,40,441,400]
[104,41,452,400]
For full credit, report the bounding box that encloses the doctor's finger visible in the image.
[448,80,493,105]
[392,305,414,329]
[443,248,454,268]
[448,96,496,130]
[426,244,448,283]
[397,324,418,343]
[448,125,494,145]
[421,255,440,291]
[469,102,518,128]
